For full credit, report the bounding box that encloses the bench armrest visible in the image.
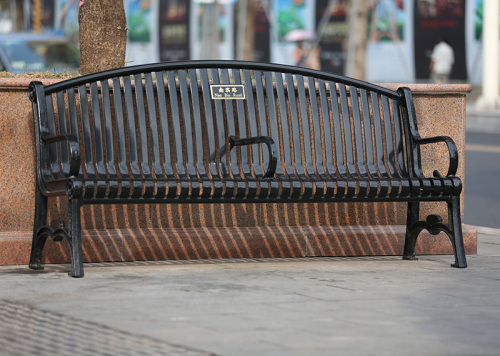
[42,133,81,178]
[229,135,277,178]
[415,135,458,177]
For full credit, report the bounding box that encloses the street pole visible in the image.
[476,0,500,110]
[237,0,247,60]
[345,0,358,78]
[345,0,367,80]
[200,1,219,59]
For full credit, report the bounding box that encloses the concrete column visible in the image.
[476,0,500,110]
[200,2,219,60]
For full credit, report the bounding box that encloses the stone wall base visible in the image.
[0,224,477,266]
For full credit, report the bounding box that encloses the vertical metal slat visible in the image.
[349,86,369,197]
[144,73,162,177]
[89,82,106,177]
[55,91,69,175]
[100,80,116,178]
[45,95,60,177]
[178,69,201,198]
[188,68,212,198]
[133,74,152,180]
[154,71,173,198]
[199,68,223,197]
[78,84,95,177]
[296,74,314,197]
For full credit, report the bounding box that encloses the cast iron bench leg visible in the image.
[449,195,467,268]
[403,202,420,261]
[29,185,48,270]
[68,198,84,278]
[403,198,467,268]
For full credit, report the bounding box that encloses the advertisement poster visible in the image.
[126,0,158,65]
[127,0,153,43]
[315,0,348,74]
[31,0,55,31]
[55,0,79,43]
[191,2,233,60]
[466,0,484,84]
[272,0,314,66]
[365,0,414,82]
[413,0,467,80]
[159,0,190,61]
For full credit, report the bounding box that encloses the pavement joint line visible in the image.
[29,256,411,272]
[474,226,500,236]
[465,144,500,153]
[0,299,214,356]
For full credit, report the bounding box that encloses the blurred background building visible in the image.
[0,0,491,83]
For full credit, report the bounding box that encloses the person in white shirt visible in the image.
[430,38,455,84]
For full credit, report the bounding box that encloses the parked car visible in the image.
[0,33,79,74]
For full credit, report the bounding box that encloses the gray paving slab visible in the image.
[466,104,500,133]
[1,233,500,356]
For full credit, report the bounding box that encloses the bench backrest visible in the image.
[30,61,419,198]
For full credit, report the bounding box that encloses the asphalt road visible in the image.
[464,131,500,228]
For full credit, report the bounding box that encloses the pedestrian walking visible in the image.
[430,38,454,84]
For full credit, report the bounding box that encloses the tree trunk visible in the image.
[346,0,368,80]
[352,0,368,80]
[78,0,127,75]
[15,0,24,31]
[243,0,256,61]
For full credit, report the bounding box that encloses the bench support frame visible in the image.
[29,185,85,277]
[403,197,466,268]
[30,196,467,277]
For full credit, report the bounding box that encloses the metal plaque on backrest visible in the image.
[210,85,246,100]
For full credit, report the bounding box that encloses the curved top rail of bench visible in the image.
[37,60,402,100]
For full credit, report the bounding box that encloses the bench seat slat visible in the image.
[178,69,197,180]
[133,74,152,179]
[167,70,187,181]
[55,91,69,175]
[44,95,61,178]
[254,70,270,178]
[123,76,141,178]
[111,77,129,177]
[370,91,389,179]
[220,69,248,200]
[143,73,163,178]
[210,68,230,187]
[67,175,460,202]
[391,98,408,178]
[78,84,95,178]
[242,69,263,179]
[233,70,251,178]
[297,75,315,179]
[100,80,117,178]
[359,89,380,184]
[154,71,174,178]
[382,95,398,179]
[188,68,209,194]
[318,80,337,181]
[66,87,79,175]
[264,71,282,175]
[89,82,106,178]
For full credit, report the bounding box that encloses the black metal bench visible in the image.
[28,60,466,277]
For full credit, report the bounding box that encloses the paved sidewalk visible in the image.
[1,232,499,356]
[466,89,500,133]
[466,105,500,133]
